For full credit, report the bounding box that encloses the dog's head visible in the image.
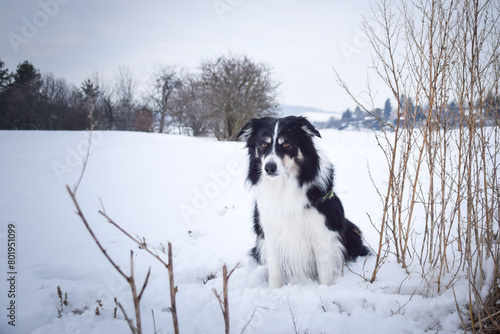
[237,116,321,183]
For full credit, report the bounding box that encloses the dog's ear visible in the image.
[236,119,256,142]
[297,116,321,138]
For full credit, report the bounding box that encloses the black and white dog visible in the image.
[237,116,369,288]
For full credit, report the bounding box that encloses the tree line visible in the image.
[316,93,499,131]
[0,54,280,140]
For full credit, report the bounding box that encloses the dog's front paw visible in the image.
[269,278,283,289]
[268,268,283,288]
[318,274,337,286]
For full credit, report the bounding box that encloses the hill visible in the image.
[279,105,342,122]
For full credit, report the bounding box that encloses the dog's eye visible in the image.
[260,142,269,149]
[282,141,291,149]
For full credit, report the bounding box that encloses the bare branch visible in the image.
[99,210,169,268]
[240,308,257,334]
[118,301,137,334]
[72,130,93,194]
[66,185,129,279]
[138,267,151,301]
[213,263,240,334]
[98,210,179,334]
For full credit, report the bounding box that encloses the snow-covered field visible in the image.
[0,129,468,334]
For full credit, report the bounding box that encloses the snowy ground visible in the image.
[0,129,468,334]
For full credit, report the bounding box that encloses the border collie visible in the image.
[237,116,369,288]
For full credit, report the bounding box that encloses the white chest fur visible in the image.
[253,175,344,288]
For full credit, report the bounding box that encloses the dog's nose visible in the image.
[264,162,277,175]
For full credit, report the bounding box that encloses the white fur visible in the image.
[253,174,344,288]
[253,134,344,288]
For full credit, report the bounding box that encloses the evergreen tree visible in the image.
[0,59,11,128]
[2,61,43,129]
[354,105,364,120]
[341,108,352,122]
[485,93,500,119]
[383,98,392,120]
[81,79,100,130]
[0,59,11,91]
[13,61,41,87]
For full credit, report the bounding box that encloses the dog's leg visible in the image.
[266,244,283,288]
[252,236,266,264]
[313,232,343,285]
[315,252,336,285]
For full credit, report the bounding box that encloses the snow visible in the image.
[0,129,469,334]
[299,111,339,123]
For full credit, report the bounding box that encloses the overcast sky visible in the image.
[0,0,390,112]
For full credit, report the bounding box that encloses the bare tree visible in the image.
[171,73,212,136]
[98,76,118,131]
[39,73,72,130]
[149,65,183,133]
[133,105,155,132]
[115,66,137,130]
[199,54,280,140]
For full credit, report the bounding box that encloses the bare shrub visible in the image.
[336,0,499,330]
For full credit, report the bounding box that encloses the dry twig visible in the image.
[213,262,241,334]
[99,210,179,334]
[67,186,151,334]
